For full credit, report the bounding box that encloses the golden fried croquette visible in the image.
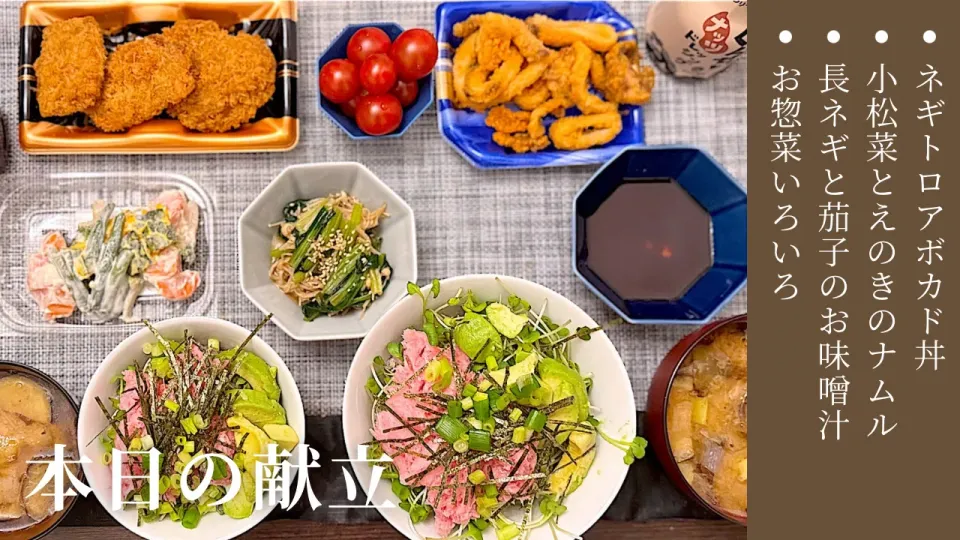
[167,31,276,133]
[86,35,194,132]
[160,19,227,70]
[34,16,106,117]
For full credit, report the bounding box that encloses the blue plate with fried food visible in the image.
[435,1,652,169]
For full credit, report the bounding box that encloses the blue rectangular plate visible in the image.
[435,1,646,170]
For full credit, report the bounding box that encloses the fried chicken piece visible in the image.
[87,35,194,132]
[168,31,276,133]
[569,41,617,114]
[485,106,530,133]
[464,47,523,106]
[526,14,619,52]
[600,41,655,105]
[453,12,551,62]
[549,112,622,150]
[34,16,106,117]
[493,131,550,153]
[513,80,550,111]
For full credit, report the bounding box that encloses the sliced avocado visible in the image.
[485,302,527,338]
[453,312,502,359]
[231,350,281,401]
[549,430,596,497]
[231,389,286,427]
[223,470,255,519]
[488,368,507,386]
[506,350,540,387]
[263,424,299,452]
[537,357,589,423]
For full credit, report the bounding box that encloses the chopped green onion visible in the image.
[178,450,192,464]
[509,408,523,423]
[175,435,187,446]
[466,417,483,430]
[525,410,547,432]
[183,441,195,453]
[473,519,490,531]
[512,427,527,444]
[485,356,499,370]
[424,358,454,392]
[447,400,463,418]
[101,452,111,465]
[461,396,474,410]
[164,400,180,413]
[140,435,154,451]
[468,430,491,452]
[128,438,142,451]
[474,393,491,421]
[484,484,498,498]
[468,470,487,485]
[435,415,467,444]
[180,416,197,435]
[181,506,200,529]
[481,417,496,433]
[494,394,511,411]
[191,414,206,430]
[464,524,483,540]
[463,383,478,398]
[478,379,492,392]
[453,439,469,453]
[207,338,219,351]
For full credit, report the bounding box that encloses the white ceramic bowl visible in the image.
[342,275,636,539]
[239,162,418,340]
[77,317,306,540]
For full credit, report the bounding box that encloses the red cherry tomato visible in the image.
[359,53,398,95]
[318,59,360,104]
[346,27,392,65]
[355,94,403,136]
[389,28,438,82]
[340,89,368,118]
[391,79,419,107]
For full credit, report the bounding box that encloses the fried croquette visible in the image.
[160,19,228,70]
[34,17,106,117]
[86,36,194,132]
[167,31,276,133]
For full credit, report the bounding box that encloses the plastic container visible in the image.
[0,172,216,333]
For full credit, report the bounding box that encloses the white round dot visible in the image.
[827,30,840,43]
[875,30,888,43]
[924,30,936,43]
[779,30,792,44]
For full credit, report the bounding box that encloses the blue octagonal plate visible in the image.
[573,145,747,324]
[435,1,646,169]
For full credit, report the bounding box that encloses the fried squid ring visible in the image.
[549,112,623,151]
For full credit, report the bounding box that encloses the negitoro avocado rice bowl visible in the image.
[353,276,645,539]
[89,316,301,530]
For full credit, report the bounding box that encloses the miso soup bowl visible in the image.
[645,313,747,525]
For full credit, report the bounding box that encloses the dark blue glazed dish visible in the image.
[317,23,434,140]
[435,1,646,169]
[573,145,747,324]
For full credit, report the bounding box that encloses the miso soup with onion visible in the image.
[666,322,747,517]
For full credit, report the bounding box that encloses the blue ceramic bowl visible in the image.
[317,23,434,140]
[573,145,747,324]
[435,1,646,169]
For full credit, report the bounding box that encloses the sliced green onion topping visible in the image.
[468,470,487,485]
[435,415,467,444]
[512,426,527,444]
[467,430,492,452]
[447,400,463,419]
[463,383,478,398]
[525,409,547,432]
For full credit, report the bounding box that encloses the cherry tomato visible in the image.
[359,53,398,95]
[391,79,419,107]
[389,28,438,82]
[340,89,368,118]
[355,94,403,136]
[319,59,360,104]
[346,27,392,65]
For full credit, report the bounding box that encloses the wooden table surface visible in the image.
[49,519,746,539]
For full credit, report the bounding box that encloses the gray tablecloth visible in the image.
[0,0,747,416]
